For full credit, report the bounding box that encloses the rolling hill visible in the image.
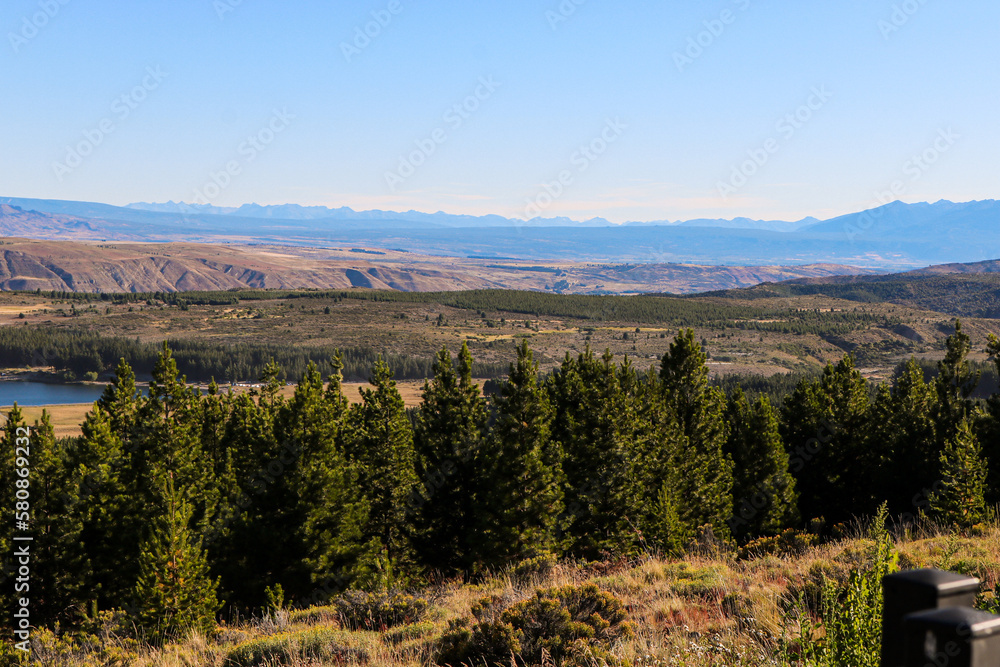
[0,238,874,294]
[697,258,1000,318]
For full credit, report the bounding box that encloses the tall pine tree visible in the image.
[479,340,564,567]
[343,357,419,574]
[29,412,87,624]
[781,355,872,525]
[66,405,130,611]
[135,476,221,639]
[297,356,377,594]
[98,357,140,449]
[548,348,638,557]
[659,329,734,540]
[928,419,989,530]
[935,320,980,444]
[413,342,489,572]
[868,359,940,517]
[134,343,218,536]
[725,388,799,541]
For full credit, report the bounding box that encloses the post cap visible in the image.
[884,569,981,595]
[904,607,1000,640]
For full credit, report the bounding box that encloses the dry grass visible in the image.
[23,522,999,666]
[2,403,93,438]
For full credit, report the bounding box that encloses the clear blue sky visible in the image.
[2,0,997,222]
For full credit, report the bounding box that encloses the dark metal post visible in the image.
[903,606,1000,667]
[882,569,981,667]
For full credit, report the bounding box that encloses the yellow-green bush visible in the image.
[287,604,338,625]
[436,583,632,667]
[661,562,730,600]
[509,552,559,585]
[21,627,140,667]
[738,528,817,560]
[226,626,368,666]
[381,621,436,646]
[333,591,428,631]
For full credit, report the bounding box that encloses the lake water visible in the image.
[0,382,109,407]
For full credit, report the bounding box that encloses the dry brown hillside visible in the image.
[0,237,872,294]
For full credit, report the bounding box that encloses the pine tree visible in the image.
[66,405,130,609]
[928,419,989,530]
[135,476,221,639]
[209,359,294,606]
[978,334,1000,504]
[199,380,240,558]
[135,343,217,536]
[479,340,564,566]
[648,483,690,557]
[725,389,799,541]
[548,347,636,557]
[200,379,231,479]
[97,357,140,448]
[868,359,939,516]
[0,405,25,619]
[223,360,339,604]
[659,329,734,539]
[258,358,286,413]
[413,342,489,572]
[0,403,110,625]
[295,356,377,594]
[29,411,88,624]
[935,321,980,444]
[300,451,374,593]
[343,357,419,570]
[781,355,872,525]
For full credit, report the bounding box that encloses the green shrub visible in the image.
[287,605,338,625]
[333,591,428,631]
[780,503,898,667]
[436,583,633,667]
[977,582,1000,615]
[381,621,436,646]
[0,641,24,666]
[509,552,558,586]
[657,562,729,600]
[789,560,851,615]
[19,626,141,667]
[738,529,817,560]
[226,626,367,666]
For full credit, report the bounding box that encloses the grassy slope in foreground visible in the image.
[27,522,1000,666]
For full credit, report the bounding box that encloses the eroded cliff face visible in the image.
[0,238,495,293]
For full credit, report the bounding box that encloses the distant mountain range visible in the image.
[125,201,615,228]
[1,196,998,269]
[123,200,819,232]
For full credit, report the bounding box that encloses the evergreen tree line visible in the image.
[0,326,505,383]
[1,324,996,639]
